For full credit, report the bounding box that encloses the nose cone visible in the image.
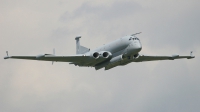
[128,41,142,54]
[136,43,142,52]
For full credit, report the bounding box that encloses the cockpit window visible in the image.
[130,37,140,41]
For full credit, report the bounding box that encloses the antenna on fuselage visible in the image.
[131,32,142,36]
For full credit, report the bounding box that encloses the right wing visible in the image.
[134,52,195,62]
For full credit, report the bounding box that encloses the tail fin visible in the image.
[75,36,90,54]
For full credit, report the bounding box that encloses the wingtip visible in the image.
[187,56,195,59]
[4,56,10,59]
[189,51,195,59]
[4,51,10,59]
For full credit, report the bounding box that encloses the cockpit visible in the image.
[129,37,139,41]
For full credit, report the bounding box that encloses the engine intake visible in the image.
[99,51,112,59]
[103,52,109,58]
[93,52,99,59]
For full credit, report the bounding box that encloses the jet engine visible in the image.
[86,51,112,67]
[92,52,99,59]
[99,51,112,59]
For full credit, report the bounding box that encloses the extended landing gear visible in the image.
[127,54,139,60]
[134,54,139,58]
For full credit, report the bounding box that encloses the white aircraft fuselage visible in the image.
[90,36,142,57]
[78,35,142,70]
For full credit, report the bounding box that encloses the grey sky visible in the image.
[0,0,200,112]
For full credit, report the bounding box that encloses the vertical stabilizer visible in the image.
[75,36,81,54]
[75,36,90,54]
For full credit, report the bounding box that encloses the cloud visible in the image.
[0,0,200,112]
[62,1,142,20]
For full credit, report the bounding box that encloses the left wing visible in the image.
[4,54,89,63]
[134,51,195,62]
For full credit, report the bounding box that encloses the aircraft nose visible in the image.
[130,41,142,53]
[135,42,142,52]
[136,43,142,52]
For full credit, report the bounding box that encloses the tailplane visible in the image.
[75,36,90,54]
